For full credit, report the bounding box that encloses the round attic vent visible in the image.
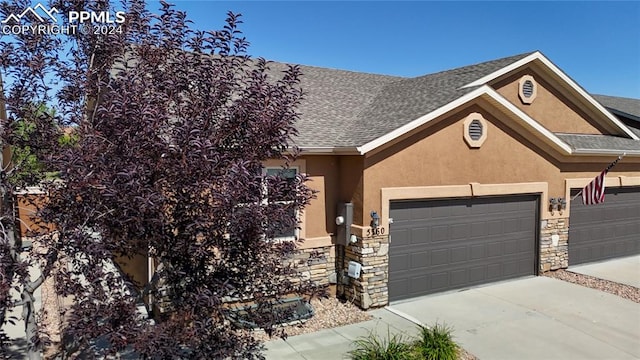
[468,119,483,140]
[522,80,534,98]
[463,113,487,148]
[518,75,537,104]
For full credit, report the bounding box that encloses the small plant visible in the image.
[349,327,416,360]
[414,323,459,360]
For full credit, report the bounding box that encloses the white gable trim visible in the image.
[357,85,574,155]
[461,51,543,89]
[485,88,573,154]
[461,52,639,140]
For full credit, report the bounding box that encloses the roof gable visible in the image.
[465,51,638,140]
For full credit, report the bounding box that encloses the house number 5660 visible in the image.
[366,227,386,236]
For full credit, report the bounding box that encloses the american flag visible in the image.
[581,155,623,205]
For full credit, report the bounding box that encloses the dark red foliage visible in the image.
[1,1,321,358]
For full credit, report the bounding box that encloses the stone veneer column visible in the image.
[337,233,389,309]
[539,218,569,272]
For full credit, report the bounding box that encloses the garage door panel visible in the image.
[469,266,486,282]
[430,272,449,291]
[471,221,489,237]
[487,263,502,279]
[410,275,429,293]
[431,249,449,265]
[390,254,409,271]
[470,244,486,259]
[504,240,519,255]
[389,196,538,301]
[451,223,470,240]
[451,246,467,263]
[569,187,640,265]
[503,218,519,234]
[488,241,502,257]
[410,252,430,268]
[451,270,467,286]
[410,227,429,245]
[389,279,409,298]
[392,228,411,247]
[487,220,503,235]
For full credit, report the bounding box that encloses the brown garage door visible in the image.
[569,187,640,265]
[389,195,538,302]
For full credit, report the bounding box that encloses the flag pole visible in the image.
[572,153,626,202]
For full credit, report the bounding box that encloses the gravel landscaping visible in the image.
[251,297,373,342]
[544,269,640,303]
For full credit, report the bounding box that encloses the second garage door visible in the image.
[389,195,538,302]
[569,187,640,265]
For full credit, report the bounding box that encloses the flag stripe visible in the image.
[580,155,623,206]
[582,169,607,205]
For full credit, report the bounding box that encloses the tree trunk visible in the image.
[1,73,41,360]
[22,287,41,360]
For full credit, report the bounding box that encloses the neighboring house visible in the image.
[11,51,640,310]
[592,94,640,137]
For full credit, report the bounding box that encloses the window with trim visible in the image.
[263,167,300,241]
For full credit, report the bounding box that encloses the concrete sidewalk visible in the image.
[266,272,640,359]
[569,255,640,287]
[264,308,419,360]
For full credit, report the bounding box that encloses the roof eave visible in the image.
[571,148,640,156]
[297,146,361,155]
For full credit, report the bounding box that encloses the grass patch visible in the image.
[349,322,460,360]
[414,323,458,360]
[349,329,415,360]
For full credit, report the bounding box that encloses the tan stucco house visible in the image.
[270,50,640,308]
[10,51,640,310]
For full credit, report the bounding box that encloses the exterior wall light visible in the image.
[558,198,567,215]
[349,234,358,244]
[549,197,566,215]
[549,197,558,215]
[370,210,380,229]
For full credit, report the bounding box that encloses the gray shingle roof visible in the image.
[592,94,640,122]
[555,133,640,154]
[271,52,535,148]
[591,95,640,138]
[268,62,401,148]
[269,53,639,154]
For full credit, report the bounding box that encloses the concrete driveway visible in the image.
[266,257,640,359]
[389,276,640,360]
[569,255,640,288]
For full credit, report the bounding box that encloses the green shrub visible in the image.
[414,323,459,360]
[349,328,416,360]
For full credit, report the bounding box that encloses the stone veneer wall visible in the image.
[539,218,569,272]
[290,245,336,287]
[337,234,389,309]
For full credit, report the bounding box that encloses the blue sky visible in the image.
[158,1,640,99]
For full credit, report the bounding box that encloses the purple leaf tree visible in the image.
[1,1,322,358]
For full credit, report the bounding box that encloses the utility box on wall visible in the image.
[335,202,353,246]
